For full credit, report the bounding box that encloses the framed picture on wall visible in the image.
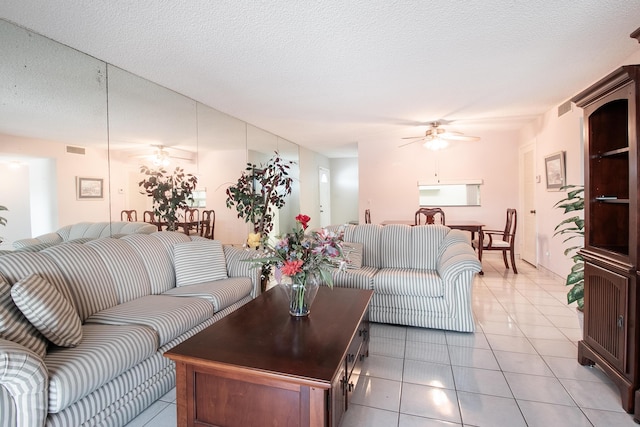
[76,177,104,200]
[544,151,566,191]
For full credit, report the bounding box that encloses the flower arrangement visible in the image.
[251,214,347,315]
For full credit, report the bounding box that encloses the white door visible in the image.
[520,144,537,266]
[318,167,331,227]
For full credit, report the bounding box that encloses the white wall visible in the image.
[0,162,30,250]
[330,157,358,225]
[358,129,520,232]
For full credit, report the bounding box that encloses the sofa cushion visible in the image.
[373,268,444,297]
[45,323,157,413]
[86,238,152,303]
[0,252,76,310]
[120,234,175,294]
[85,295,213,346]
[409,225,449,269]
[11,273,83,347]
[42,243,118,322]
[344,224,383,268]
[379,224,413,269]
[150,231,191,260]
[163,277,253,312]
[343,242,363,269]
[0,276,48,358]
[331,265,377,290]
[174,240,228,287]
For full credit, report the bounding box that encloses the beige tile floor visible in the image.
[126,254,638,427]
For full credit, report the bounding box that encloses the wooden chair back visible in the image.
[200,210,216,239]
[414,207,445,225]
[120,210,137,222]
[364,209,371,224]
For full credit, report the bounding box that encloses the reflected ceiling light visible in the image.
[152,147,170,167]
[423,138,449,151]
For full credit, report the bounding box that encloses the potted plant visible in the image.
[553,184,584,310]
[138,165,198,231]
[0,205,7,244]
[226,151,295,246]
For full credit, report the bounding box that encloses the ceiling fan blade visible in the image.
[439,134,480,141]
[398,139,423,148]
[401,136,424,140]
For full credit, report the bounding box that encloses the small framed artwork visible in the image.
[76,177,104,200]
[544,151,566,191]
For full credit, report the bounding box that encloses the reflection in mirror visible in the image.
[0,19,108,249]
[277,138,300,234]
[106,65,198,223]
[418,182,482,207]
[196,103,248,243]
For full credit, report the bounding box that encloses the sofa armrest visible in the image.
[0,338,48,427]
[437,242,482,283]
[223,245,262,298]
[13,233,63,250]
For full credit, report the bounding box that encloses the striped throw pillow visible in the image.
[174,240,228,287]
[0,275,48,357]
[343,242,364,269]
[11,273,83,347]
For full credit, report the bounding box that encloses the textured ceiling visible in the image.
[2,1,640,157]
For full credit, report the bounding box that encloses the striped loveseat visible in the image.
[332,224,481,332]
[12,221,157,251]
[0,231,259,427]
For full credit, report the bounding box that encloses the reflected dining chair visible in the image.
[143,210,163,231]
[473,208,518,273]
[120,209,137,222]
[200,209,216,239]
[364,209,371,224]
[415,207,445,225]
[180,208,200,235]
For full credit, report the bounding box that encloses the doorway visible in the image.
[318,167,331,227]
[520,143,537,266]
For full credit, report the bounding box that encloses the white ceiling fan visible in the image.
[127,144,196,165]
[399,122,480,150]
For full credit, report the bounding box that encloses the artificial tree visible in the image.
[226,152,294,245]
[0,205,7,227]
[138,165,198,231]
[553,184,585,309]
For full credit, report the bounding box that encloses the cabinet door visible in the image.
[330,367,346,427]
[584,262,628,372]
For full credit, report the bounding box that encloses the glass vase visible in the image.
[285,272,320,317]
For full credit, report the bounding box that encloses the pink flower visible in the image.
[295,214,311,230]
[281,259,304,276]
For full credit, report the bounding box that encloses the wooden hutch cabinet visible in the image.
[571,64,640,414]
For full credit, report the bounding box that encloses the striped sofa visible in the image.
[0,231,259,427]
[332,224,481,332]
[12,222,158,251]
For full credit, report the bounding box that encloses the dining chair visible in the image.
[180,208,200,235]
[415,207,445,225]
[200,209,215,239]
[473,208,518,273]
[120,209,137,222]
[364,209,371,224]
[143,210,164,231]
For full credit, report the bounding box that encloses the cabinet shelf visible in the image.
[598,147,629,158]
[594,198,630,204]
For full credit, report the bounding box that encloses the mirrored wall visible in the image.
[0,18,299,248]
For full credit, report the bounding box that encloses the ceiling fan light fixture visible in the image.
[423,138,449,151]
[152,147,170,166]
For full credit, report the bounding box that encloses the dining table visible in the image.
[381,219,485,274]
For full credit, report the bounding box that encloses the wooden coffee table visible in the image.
[164,285,373,427]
